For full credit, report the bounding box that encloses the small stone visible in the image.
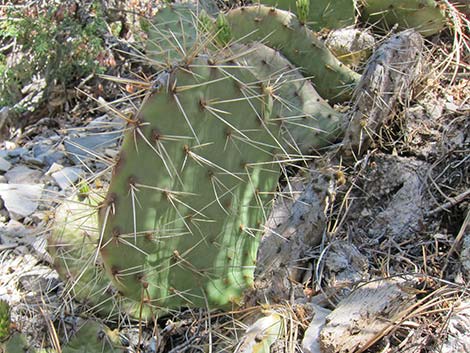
[0,157,11,172]
[302,305,332,353]
[45,162,63,176]
[5,165,43,184]
[22,155,45,167]
[460,232,470,276]
[0,183,44,220]
[51,166,84,189]
[7,147,28,158]
[64,132,121,163]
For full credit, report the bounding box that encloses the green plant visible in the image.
[220,5,361,103]
[0,3,107,107]
[48,1,445,320]
[359,0,446,36]
[0,300,10,342]
[258,0,356,31]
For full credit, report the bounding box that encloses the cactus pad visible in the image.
[360,0,446,36]
[226,43,345,153]
[222,5,361,103]
[99,56,285,312]
[49,193,152,319]
[257,0,356,31]
[146,3,202,68]
[0,300,10,342]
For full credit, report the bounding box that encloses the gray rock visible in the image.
[0,183,43,220]
[0,184,43,220]
[7,147,28,158]
[439,300,470,353]
[43,152,65,166]
[64,132,121,163]
[22,155,45,167]
[51,166,84,189]
[32,144,52,158]
[5,165,43,184]
[325,27,375,68]
[302,305,331,353]
[0,157,11,172]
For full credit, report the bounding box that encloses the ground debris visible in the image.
[319,277,418,353]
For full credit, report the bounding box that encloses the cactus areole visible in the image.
[98,56,285,313]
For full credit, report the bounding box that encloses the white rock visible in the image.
[440,300,470,352]
[301,305,332,353]
[0,157,11,172]
[45,162,63,176]
[0,183,43,219]
[5,165,43,184]
[51,166,84,189]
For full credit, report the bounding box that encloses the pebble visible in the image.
[301,305,332,353]
[0,157,11,172]
[64,132,121,163]
[51,166,84,189]
[5,165,43,184]
[0,183,44,220]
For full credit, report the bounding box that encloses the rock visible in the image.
[64,132,121,163]
[5,165,43,184]
[325,27,375,68]
[7,147,27,158]
[51,166,84,189]
[0,157,11,172]
[32,144,65,167]
[21,155,45,167]
[0,184,43,220]
[45,163,63,175]
[301,305,331,353]
[321,241,369,298]
[319,277,417,353]
[440,300,470,352]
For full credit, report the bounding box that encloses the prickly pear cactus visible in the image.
[0,300,10,342]
[99,56,285,312]
[222,5,361,103]
[226,43,345,153]
[257,0,356,31]
[1,333,29,353]
[62,321,123,353]
[146,3,201,68]
[49,192,152,319]
[359,0,446,36]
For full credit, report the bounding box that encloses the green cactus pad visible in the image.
[360,0,446,36]
[1,333,29,353]
[62,321,123,353]
[256,0,356,31]
[0,300,10,342]
[99,56,285,312]
[225,43,345,153]
[146,3,202,68]
[222,5,361,103]
[49,193,152,319]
